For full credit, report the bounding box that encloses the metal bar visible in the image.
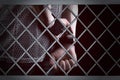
[0,0,120,4]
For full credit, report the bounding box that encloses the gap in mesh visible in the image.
[88,5,106,15]
[108,65,120,75]
[28,20,45,39]
[0,8,14,27]
[98,53,115,72]
[78,54,95,73]
[0,53,14,72]
[9,5,25,16]
[76,19,85,38]
[18,61,34,73]
[79,7,95,26]
[68,66,85,75]
[7,42,24,61]
[99,31,115,49]
[88,42,105,61]
[29,5,45,16]
[109,19,120,38]
[78,31,95,49]
[109,42,120,61]
[18,53,34,63]
[0,70,3,75]
[118,61,120,67]
[78,5,86,15]
[7,19,25,38]
[99,7,115,27]
[118,61,120,66]
[0,40,6,57]
[75,42,85,60]
[0,47,4,56]
[88,65,105,75]
[0,23,5,35]
[28,65,44,75]
[28,42,46,62]
[109,5,120,16]
[89,19,105,38]
[18,31,35,50]
[0,31,14,50]
[7,65,24,75]
[18,7,35,27]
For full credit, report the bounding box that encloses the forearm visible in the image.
[61,5,78,36]
[32,5,54,27]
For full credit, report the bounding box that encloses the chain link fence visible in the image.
[0,5,120,76]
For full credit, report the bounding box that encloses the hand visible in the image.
[49,18,70,36]
[49,44,77,71]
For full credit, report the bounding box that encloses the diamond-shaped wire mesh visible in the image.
[0,5,120,76]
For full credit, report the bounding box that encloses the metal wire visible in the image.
[0,5,120,75]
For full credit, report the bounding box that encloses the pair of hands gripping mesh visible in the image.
[49,18,77,71]
[32,5,78,71]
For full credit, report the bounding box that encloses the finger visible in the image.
[69,59,77,67]
[50,55,57,70]
[59,18,70,26]
[69,46,77,61]
[60,60,66,70]
[69,59,75,66]
[65,60,71,71]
